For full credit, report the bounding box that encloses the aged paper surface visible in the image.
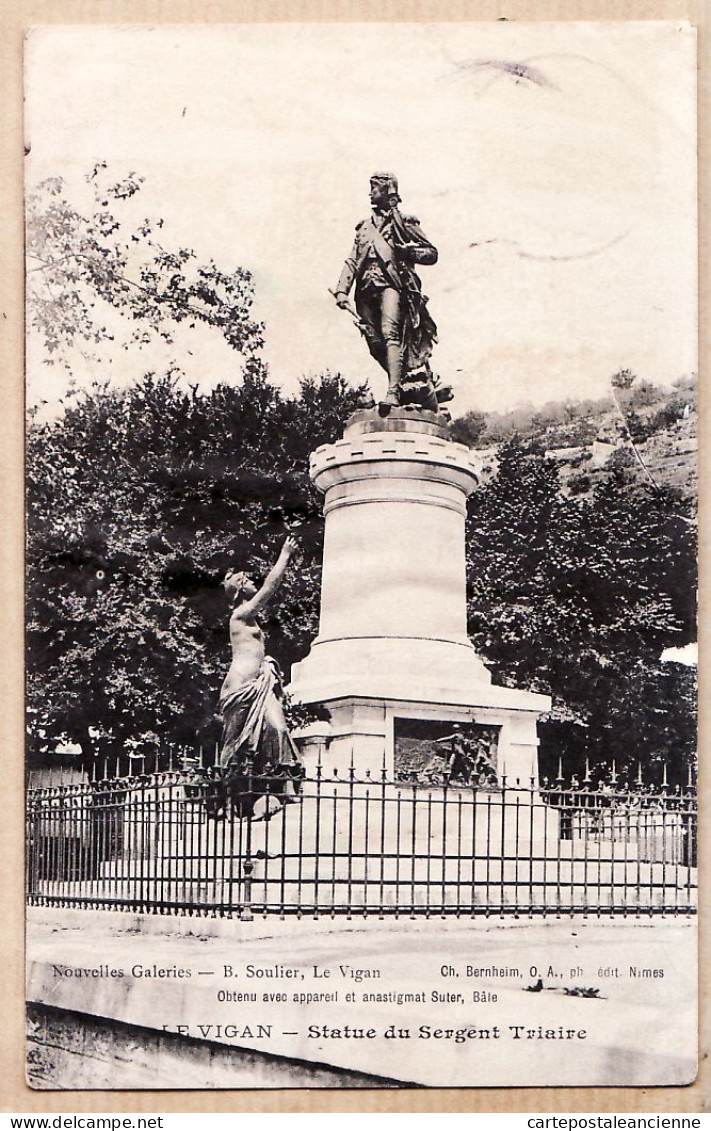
[2,0,708,1116]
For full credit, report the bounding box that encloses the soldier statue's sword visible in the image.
[328,288,369,338]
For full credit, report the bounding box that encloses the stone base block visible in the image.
[292,692,548,784]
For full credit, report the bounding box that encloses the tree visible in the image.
[451,410,488,448]
[465,439,697,784]
[26,164,263,368]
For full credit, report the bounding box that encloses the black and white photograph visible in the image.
[23,20,698,1091]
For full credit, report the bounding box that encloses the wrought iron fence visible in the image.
[26,759,697,919]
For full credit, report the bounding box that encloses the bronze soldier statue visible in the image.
[333,173,449,414]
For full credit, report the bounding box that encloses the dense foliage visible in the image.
[466,441,697,784]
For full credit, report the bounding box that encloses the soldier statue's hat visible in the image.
[370,171,400,202]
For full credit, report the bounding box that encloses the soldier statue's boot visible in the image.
[378,383,401,417]
[383,381,401,406]
[378,343,404,415]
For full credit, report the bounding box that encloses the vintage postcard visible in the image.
[23,21,698,1090]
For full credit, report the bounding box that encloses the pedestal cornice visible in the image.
[310,429,483,497]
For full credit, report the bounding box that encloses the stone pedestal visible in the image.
[290,408,550,779]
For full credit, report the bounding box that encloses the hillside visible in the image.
[453,375,697,507]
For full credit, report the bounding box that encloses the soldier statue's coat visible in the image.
[335,178,439,392]
[335,211,438,297]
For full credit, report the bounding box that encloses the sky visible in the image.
[25,21,697,417]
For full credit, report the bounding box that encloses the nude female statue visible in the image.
[217,536,304,818]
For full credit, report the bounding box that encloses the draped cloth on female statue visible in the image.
[217,656,304,818]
